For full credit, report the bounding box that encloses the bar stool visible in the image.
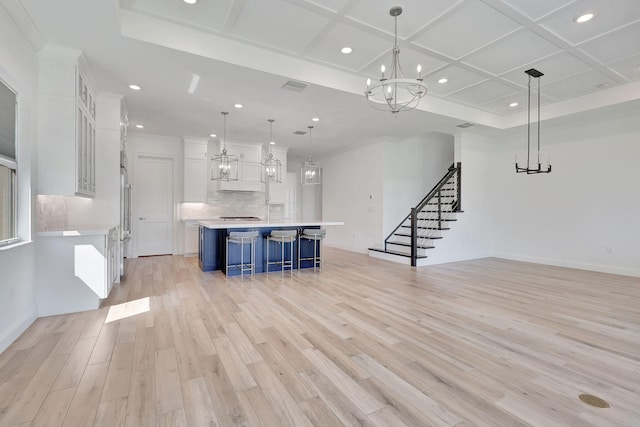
[226,230,259,280]
[298,228,326,271]
[265,229,297,276]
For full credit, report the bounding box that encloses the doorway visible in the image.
[134,155,174,256]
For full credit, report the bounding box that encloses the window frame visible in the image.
[0,76,18,247]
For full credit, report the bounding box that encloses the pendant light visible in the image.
[261,119,282,183]
[300,125,321,185]
[515,69,552,174]
[210,111,239,181]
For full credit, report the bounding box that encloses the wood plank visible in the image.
[31,387,75,427]
[62,362,109,427]
[199,354,248,427]
[181,377,219,427]
[2,252,639,426]
[157,408,188,427]
[101,342,135,402]
[94,397,128,427]
[247,361,314,427]
[155,348,184,416]
[213,337,257,391]
[51,336,97,391]
[125,369,156,427]
[0,354,68,425]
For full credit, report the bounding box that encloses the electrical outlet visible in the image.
[605,246,612,253]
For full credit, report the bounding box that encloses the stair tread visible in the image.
[387,241,435,249]
[368,247,428,259]
[393,233,443,239]
[400,226,450,230]
[416,218,457,221]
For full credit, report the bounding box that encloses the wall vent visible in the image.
[293,130,307,135]
[282,80,309,92]
[456,122,474,128]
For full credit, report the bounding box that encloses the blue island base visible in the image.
[198,226,321,276]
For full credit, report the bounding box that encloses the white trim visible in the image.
[0,307,37,354]
[493,253,640,278]
[0,154,17,169]
[0,239,31,251]
[0,0,45,50]
[324,242,368,254]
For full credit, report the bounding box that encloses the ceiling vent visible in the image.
[282,80,309,92]
[456,122,474,128]
[293,130,307,135]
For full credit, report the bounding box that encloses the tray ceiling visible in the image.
[14,0,640,156]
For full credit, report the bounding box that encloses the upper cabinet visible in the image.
[183,138,208,202]
[215,141,262,192]
[38,45,97,197]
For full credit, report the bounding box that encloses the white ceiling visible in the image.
[9,0,640,157]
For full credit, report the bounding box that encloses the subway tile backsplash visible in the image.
[181,191,284,221]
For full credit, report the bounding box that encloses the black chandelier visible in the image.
[515,68,551,174]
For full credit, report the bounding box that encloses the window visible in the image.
[0,78,17,246]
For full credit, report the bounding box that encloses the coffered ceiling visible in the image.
[9,0,640,157]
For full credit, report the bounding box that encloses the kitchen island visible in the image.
[197,220,343,275]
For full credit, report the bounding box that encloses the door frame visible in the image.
[132,153,176,258]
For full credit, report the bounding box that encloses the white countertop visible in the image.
[36,225,118,237]
[198,220,343,229]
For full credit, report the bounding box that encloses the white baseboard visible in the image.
[0,308,38,354]
[368,250,411,265]
[323,242,368,254]
[493,253,640,278]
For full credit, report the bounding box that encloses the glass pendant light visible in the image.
[210,111,239,181]
[261,119,282,183]
[300,125,321,185]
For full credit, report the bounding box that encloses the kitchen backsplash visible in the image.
[181,191,284,221]
[36,195,68,231]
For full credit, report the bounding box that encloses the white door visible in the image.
[136,155,173,256]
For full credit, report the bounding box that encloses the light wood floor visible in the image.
[1,249,639,426]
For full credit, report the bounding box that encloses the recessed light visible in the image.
[183,0,197,4]
[135,124,144,129]
[311,117,320,122]
[210,134,216,138]
[509,102,518,107]
[341,47,352,54]
[129,84,141,91]
[575,13,594,23]
[270,141,275,145]
[438,78,448,84]
[234,103,243,109]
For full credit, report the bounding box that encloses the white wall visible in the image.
[489,107,640,276]
[322,141,385,253]
[0,4,39,353]
[322,133,455,253]
[127,133,182,256]
[382,132,454,237]
[420,133,494,265]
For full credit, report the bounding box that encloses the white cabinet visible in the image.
[183,138,208,202]
[38,46,97,197]
[263,146,288,204]
[35,225,120,316]
[216,142,262,192]
[183,221,199,256]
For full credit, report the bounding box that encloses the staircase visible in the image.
[369,162,462,266]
